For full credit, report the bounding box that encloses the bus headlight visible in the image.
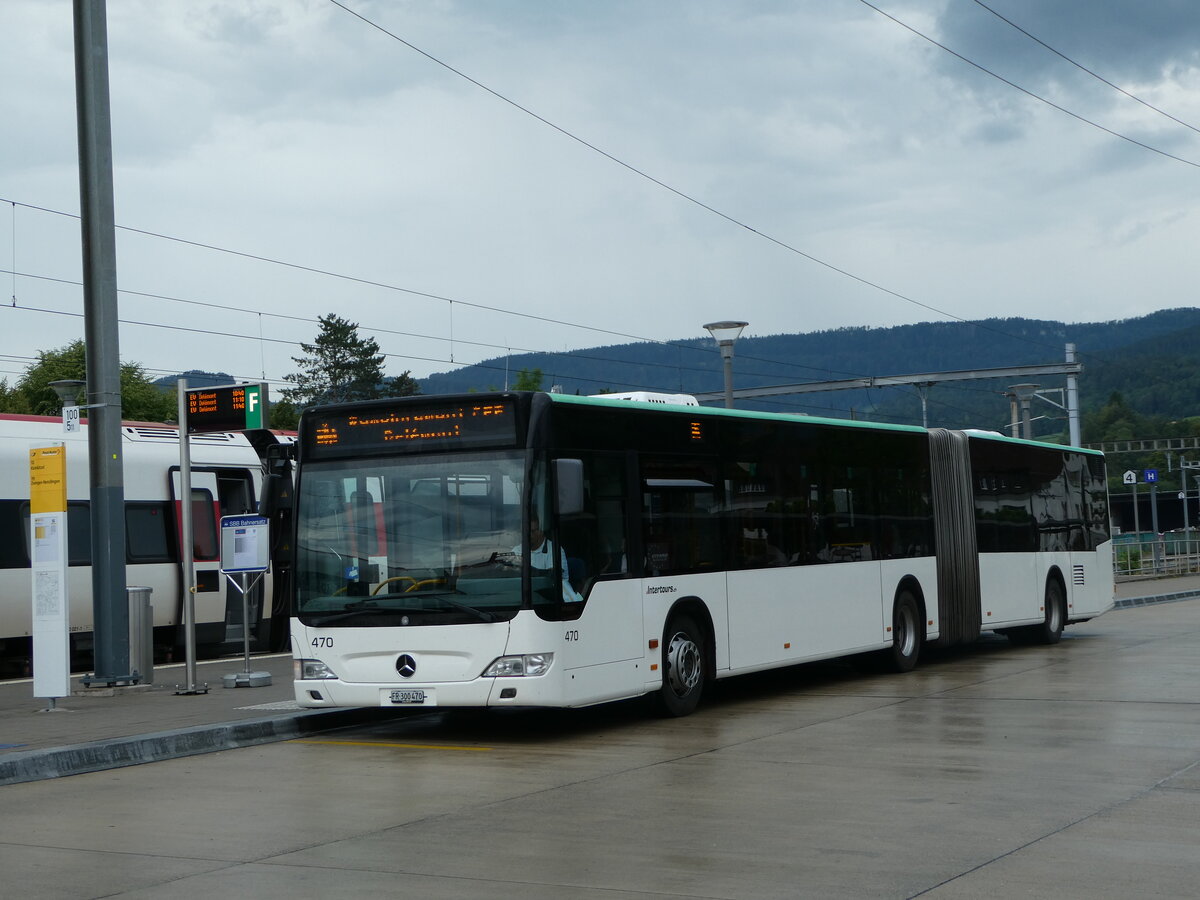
[296,659,338,680]
[482,653,554,677]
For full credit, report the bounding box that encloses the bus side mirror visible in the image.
[556,458,585,517]
[259,472,293,517]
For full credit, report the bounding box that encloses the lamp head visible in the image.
[49,379,86,405]
[703,320,748,346]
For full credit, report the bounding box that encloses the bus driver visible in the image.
[514,512,583,603]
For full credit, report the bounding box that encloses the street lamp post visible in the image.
[704,320,748,409]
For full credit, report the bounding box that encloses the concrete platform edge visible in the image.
[0,707,384,787]
[1113,589,1200,609]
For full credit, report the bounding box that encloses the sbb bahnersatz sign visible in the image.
[186,383,268,434]
[220,515,270,574]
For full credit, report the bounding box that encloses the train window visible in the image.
[0,499,27,568]
[126,502,175,563]
[66,502,91,565]
[190,489,219,561]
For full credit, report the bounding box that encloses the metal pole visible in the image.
[721,344,735,409]
[241,572,252,674]
[74,0,130,684]
[1133,482,1140,536]
[175,378,205,694]
[1151,482,1160,535]
[1151,482,1162,572]
[1183,463,1190,538]
[1065,343,1081,447]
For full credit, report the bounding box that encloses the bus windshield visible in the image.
[294,450,547,625]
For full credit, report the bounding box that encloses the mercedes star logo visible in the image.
[396,654,417,678]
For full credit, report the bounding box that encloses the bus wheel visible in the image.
[1032,580,1065,645]
[656,614,705,717]
[1008,579,1065,645]
[886,590,921,673]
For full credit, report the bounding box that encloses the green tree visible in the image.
[268,396,300,431]
[512,367,544,391]
[13,340,175,421]
[0,378,31,413]
[283,313,419,408]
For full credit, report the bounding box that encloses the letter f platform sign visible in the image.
[245,384,267,429]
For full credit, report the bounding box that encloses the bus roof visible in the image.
[548,392,927,436]
[547,393,1103,455]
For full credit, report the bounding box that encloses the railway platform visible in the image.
[2,575,1198,788]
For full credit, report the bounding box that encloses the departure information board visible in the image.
[186,383,268,434]
[303,400,518,457]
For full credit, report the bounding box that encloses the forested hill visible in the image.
[419,308,1200,432]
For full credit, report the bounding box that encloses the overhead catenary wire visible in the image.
[971,0,1200,136]
[4,197,880,384]
[0,218,1121,428]
[0,254,1099,428]
[0,264,848,387]
[3,259,1069,411]
[0,301,774,401]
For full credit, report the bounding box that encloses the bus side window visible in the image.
[641,459,720,576]
[1085,455,1110,549]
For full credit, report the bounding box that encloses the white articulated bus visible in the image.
[291,392,1113,716]
[0,413,289,675]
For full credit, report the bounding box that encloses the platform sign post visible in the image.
[219,514,272,688]
[30,445,70,707]
[174,378,206,695]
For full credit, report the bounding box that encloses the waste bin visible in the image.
[127,586,154,685]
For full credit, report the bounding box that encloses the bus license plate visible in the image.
[386,689,432,706]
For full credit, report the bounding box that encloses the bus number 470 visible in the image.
[311,637,334,648]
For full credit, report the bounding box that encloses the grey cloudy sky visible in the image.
[2,1,1199,390]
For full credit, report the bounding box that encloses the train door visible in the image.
[169,467,262,647]
[170,469,223,645]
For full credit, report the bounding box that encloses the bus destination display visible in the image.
[307,401,516,455]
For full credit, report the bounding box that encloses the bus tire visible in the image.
[1032,579,1065,645]
[1007,579,1065,645]
[885,590,922,673]
[655,614,705,717]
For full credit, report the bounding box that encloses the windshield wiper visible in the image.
[309,604,405,626]
[307,595,496,626]
[434,595,496,623]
